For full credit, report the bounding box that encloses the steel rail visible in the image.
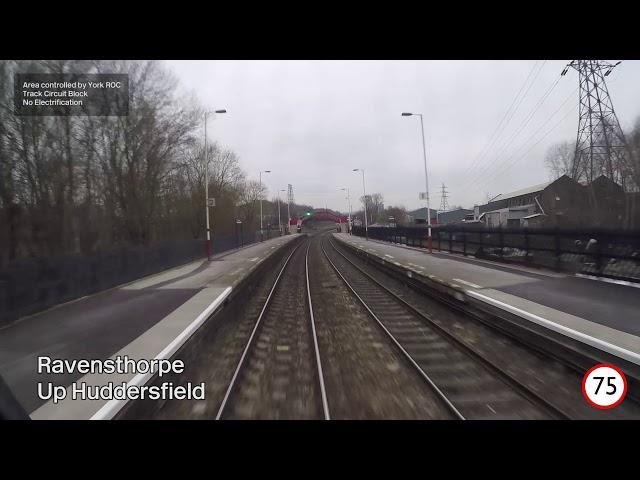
[321,236,465,420]
[305,242,331,420]
[328,236,570,420]
[215,241,304,420]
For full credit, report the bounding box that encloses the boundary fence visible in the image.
[0,234,257,326]
[352,225,640,283]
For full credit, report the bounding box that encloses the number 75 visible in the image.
[594,376,617,395]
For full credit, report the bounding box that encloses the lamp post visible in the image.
[259,170,270,242]
[204,108,227,261]
[277,190,282,235]
[402,112,432,252]
[287,187,292,234]
[341,187,352,234]
[353,168,368,239]
[280,189,288,234]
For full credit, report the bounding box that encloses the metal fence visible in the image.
[352,225,640,282]
[0,234,255,326]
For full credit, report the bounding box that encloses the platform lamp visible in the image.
[402,112,432,252]
[204,108,227,260]
[259,170,271,241]
[353,168,368,239]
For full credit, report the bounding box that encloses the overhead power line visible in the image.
[469,76,561,181]
[462,60,546,180]
[460,77,569,193]
[475,98,577,191]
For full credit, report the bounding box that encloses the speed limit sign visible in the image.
[582,364,628,410]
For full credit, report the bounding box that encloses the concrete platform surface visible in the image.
[333,233,640,365]
[0,235,297,417]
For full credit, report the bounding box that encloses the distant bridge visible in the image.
[300,208,348,224]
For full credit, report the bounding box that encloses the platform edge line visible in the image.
[90,286,233,420]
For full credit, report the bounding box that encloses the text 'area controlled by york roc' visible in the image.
[14,73,129,116]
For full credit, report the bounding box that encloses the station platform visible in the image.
[333,233,640,366]
[0,235,298,418]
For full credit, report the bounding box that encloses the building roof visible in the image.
[438,208,473,224]
[408,207,438,221]
[492,181,553,202]
[409,207,472,224]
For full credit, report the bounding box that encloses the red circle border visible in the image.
[582,363,628,410]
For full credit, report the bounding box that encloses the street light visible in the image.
[402,112,432,252]
[280,189,288,235]
[204,108,227,261]
[259,170,270,241]
[286,186,293,234]
[353,168,368,239]
[340,187,352,234]
[276,189,283,235]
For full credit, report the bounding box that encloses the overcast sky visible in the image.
[165,60,640,213]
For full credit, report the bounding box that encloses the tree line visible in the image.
[350,192,410,226]
[0,60,307,265]
[545,116,640,189]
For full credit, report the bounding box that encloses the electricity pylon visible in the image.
[287,184,294,206]
[439,183,449,212]
[561,60,633,190]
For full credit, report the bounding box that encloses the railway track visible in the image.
[306,232,457,419]
[159,228,639,420]
[216,238,330,420]
[323,235,569,420]
[329,234,640,419]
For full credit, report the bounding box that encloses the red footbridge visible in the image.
[299,208,348,224]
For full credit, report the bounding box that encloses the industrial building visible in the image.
[407,207,472,225]
[473,175,636,229]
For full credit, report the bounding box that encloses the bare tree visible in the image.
[237,179,266,229]
[95,61,200,245]
[360,192,384,224]
[627,116,640,191]
[384,205,408,225]
[545,141,575,180]
[0,59,287,265]
[209,144,245,196]
[0,61,20,262]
